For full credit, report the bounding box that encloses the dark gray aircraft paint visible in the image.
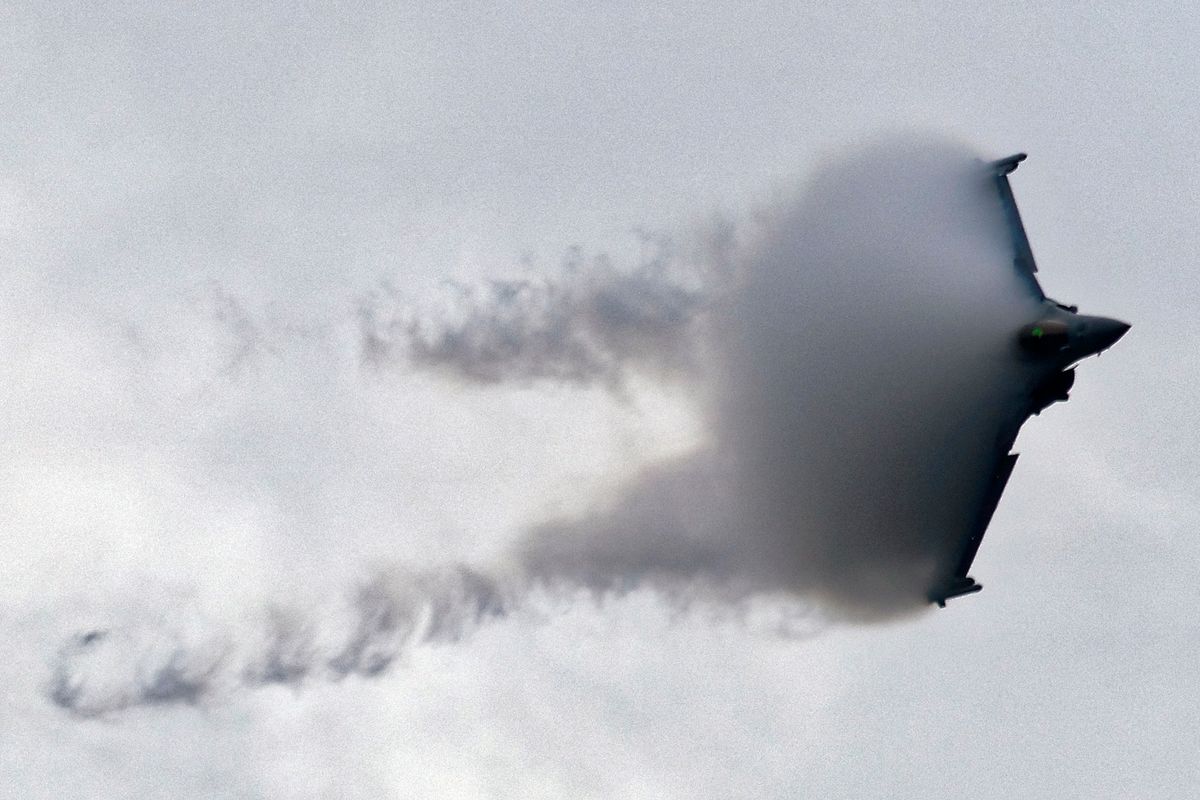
[930,154,1129,606]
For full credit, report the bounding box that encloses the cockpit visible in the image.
[1017,319,1075,352]
[1018,319,1069,353]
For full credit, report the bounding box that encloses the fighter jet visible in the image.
[929,153,1130,607]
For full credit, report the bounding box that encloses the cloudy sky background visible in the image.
[2,2,1198,797]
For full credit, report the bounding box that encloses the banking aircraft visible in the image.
[930,154,1130,607]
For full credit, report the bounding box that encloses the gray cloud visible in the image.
[357,234,709,390]
[49,628,229,719]
[517,135,1038,619]
[48,135,1039,717]
[51,566,512,717]
[321,566,510,681]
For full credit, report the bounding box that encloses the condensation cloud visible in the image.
[50,567,512,718]
[357,235,709,390]
[518,135,1036,617]
[49,134,1039,716]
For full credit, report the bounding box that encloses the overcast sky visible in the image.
[2,2,1198,798]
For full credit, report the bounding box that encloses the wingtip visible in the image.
[990,152,1028,176]
[930,576,984,607]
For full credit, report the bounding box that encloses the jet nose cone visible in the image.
[1094,317,1131,351]
[1076,315,1131,359]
